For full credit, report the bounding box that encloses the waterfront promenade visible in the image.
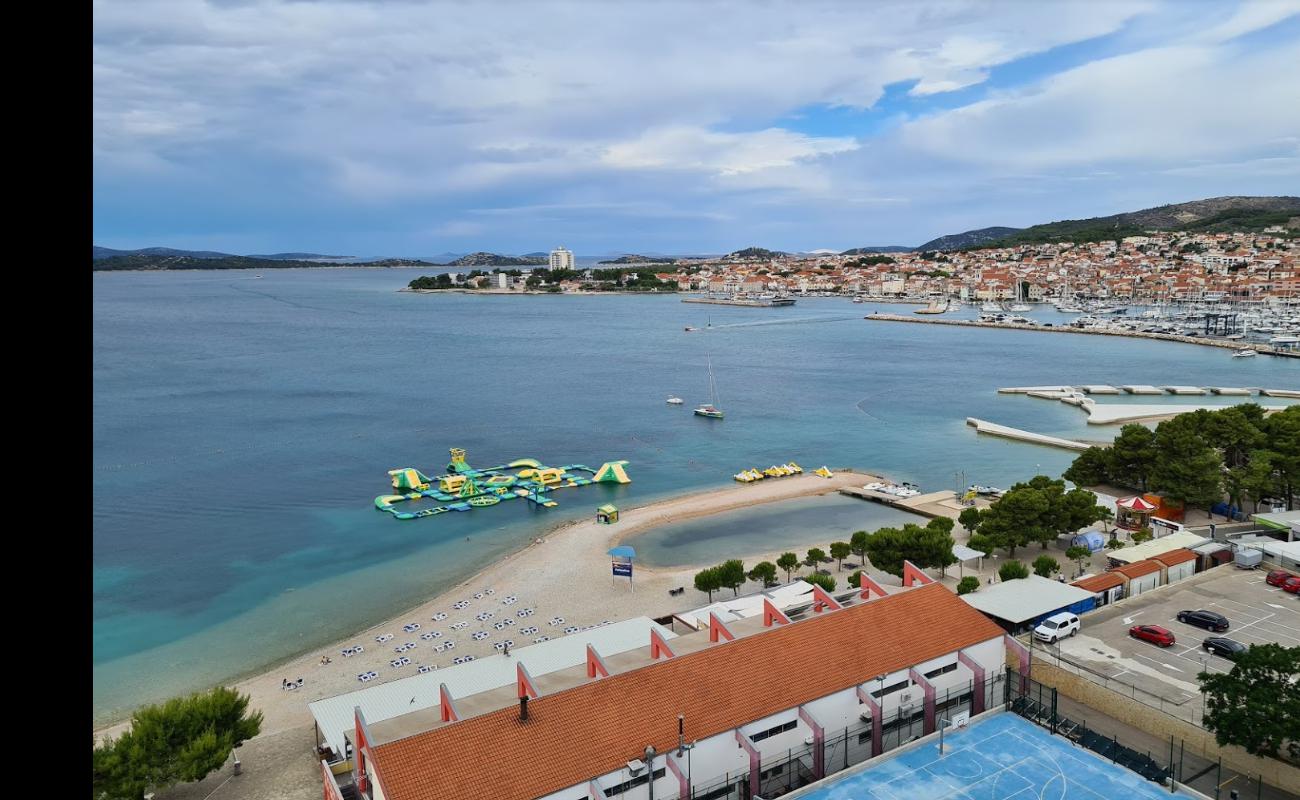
[865,313,1300,356]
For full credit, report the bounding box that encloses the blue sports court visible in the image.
[791,712,1196,800]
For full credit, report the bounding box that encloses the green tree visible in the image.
[862,519,957,577]
[998,560,1030,581]
[958,506,984,534]
[849,530,869,566]
[966,533,995,556]
[1108,424,1157,490]
[718,559,746,596]
[776,552,799,582]
[1199,643,1300,757]
[1063,446,1112,487]
[93,686,262,800]
[957,576,981,595]
[1202,405,1266,469]
[978,483,1050,557]
[747,561,778,588]
[805,547,827,569]
[847,569,863,588]
[1261,406,1300,509]
[1149,414,1224,509]
[693,566,722,601]
[829,541,851,571]
[1131,528,1153,544]
[1032,555,1060,578]
[1065,545,1092,575]
[1239,450,1279,511]
[804,572,836,592]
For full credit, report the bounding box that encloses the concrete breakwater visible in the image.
[864,313,1300,357]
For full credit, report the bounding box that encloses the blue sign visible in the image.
[612,562,633,577]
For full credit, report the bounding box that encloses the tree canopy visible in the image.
[998,560,1030,581]
[747,561,778,587]
[862,518,958,577]
[974,476,1110,558]
[1198,643,1300,758]
[776,552,799,581]
[693,566,722,601]
[1063,405,1299,512]
[93,686,263,800]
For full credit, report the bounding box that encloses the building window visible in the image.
[869,679,910,699]
[748,719,798,743]
[924,662,958,680]
[603,768,666,797]
[759,762,786,780]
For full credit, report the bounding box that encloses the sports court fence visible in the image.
[1007,667,1295,800]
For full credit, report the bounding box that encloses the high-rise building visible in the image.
[550,246,574,271]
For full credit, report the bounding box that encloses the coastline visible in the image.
[93,469,881,742]
[865,313,1300,356]
[400,287,679,296]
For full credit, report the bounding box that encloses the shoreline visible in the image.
[865,313,1300,356]
[400,287,680,296]
[93,469,882,742]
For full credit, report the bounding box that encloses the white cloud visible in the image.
[602,126,858,175]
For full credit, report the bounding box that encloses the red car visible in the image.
[1266,569,1295,587]
[1129,624,1176,647]
[1283,576,1300,594]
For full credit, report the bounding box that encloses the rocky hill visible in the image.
[725,247,787,260]
[448,252,548,267]
[839,245,914,254]
[597,254,677,264]
[958,196,1300,250]
[914,227,1021,252]
[93,254,435,271]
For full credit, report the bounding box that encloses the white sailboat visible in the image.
[1008,280,1030,312]
[694,354,724,419]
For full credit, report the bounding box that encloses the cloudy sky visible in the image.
[93,0,1300,255]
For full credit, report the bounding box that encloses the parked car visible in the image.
[1202,637,1248,660]
[1282,576,1300,594]
[1129,625,1176,647]
[1265,569,1295,587]
[1032,612,1081,643]
[1177,609,1229,632]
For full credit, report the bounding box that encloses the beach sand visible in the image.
[96,469,882,745]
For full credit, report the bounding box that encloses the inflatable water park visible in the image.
[375,448,631,520]
[732,462,833,482]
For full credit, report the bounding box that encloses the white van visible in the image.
[1032,612,1081,643]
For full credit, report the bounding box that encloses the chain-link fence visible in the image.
[640,673,1004,800]
[1027,640,1207,726]
[1007,667,1296,800]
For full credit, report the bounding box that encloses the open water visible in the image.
[92,268,1297,723]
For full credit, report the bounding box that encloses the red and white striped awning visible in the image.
[1116,496,1157,511]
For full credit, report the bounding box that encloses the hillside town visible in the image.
[662,229,1300,304]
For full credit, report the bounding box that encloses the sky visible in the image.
[93,0,1300,255]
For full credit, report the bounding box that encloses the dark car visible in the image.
[1283,576,1300,595]
[1129,625,1175,647]
[1203,637,1248,659]
[1265,569,1295,587]
[1177,609,1229,632]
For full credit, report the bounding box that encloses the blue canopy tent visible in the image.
[1071,531,1105,553]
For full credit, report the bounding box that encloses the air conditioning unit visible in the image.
[899,692,912,704]
[859,710,873,722]
[626,759,646,776]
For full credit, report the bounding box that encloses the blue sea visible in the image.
[92,269,1298,724]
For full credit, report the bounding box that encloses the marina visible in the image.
[867,313,1300,356]
[683,293,797,307]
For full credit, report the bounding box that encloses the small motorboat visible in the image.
[666,396,684,404]
[1231,349,1257,358]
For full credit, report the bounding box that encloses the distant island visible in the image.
[94,254,438,271]
[597,254,677,265]
[446,252,547,267]
[406,266,678,294]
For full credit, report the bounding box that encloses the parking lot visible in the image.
[1034,564,1300,724]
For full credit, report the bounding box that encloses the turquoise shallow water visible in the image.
[92,269,1297,723]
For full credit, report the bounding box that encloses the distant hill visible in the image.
[94,254,437,271]
[520,252,549,259]
[960,196,1300,250]
[447,252,547,267]
[914,228,1021,252]
[840,245,914,255]
[93,246,237,260]
[726,247,786,260]
[246,252,353,261]
[598,254,677,265]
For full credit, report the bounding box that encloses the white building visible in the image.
[550,246,575,271]
[496,272,509,289]
[326,576,1011,800]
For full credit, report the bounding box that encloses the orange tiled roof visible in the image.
[370,582,1003,800]
[1071,573,1124,593]
[1152,548,1197,567]
[1112,560,1161,579]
